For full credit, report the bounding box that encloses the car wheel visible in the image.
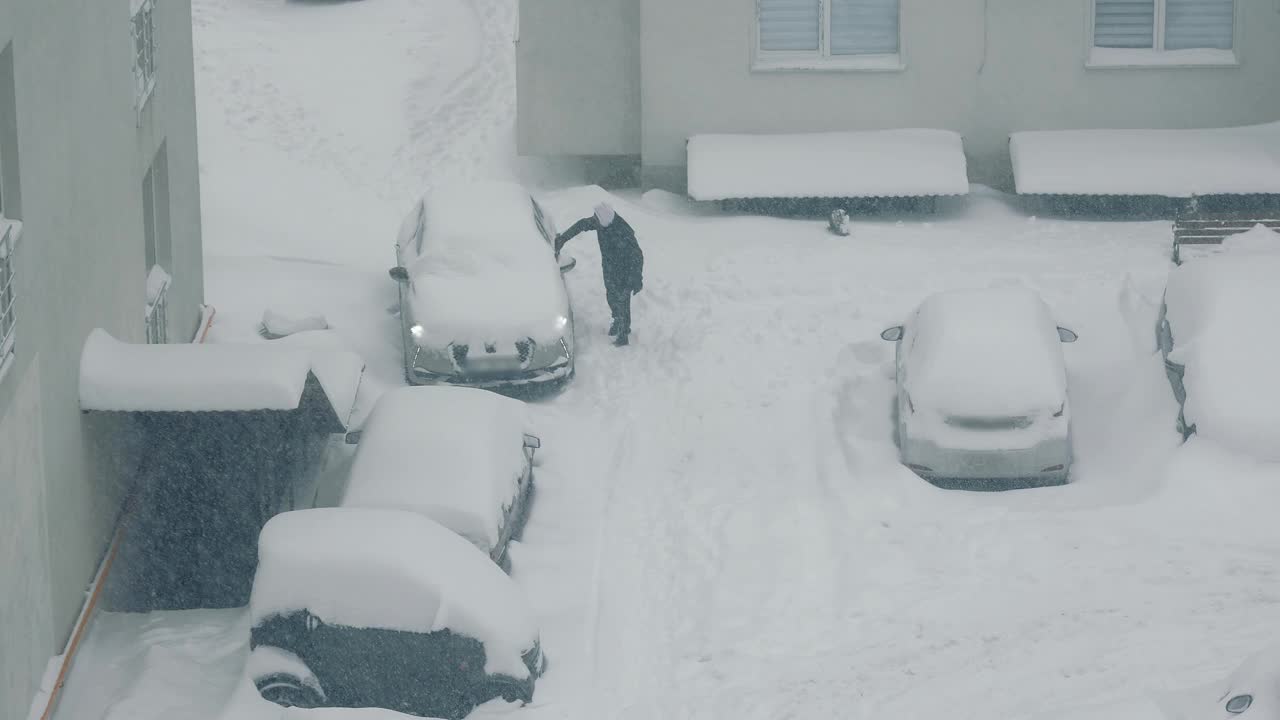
[256,673,325,709]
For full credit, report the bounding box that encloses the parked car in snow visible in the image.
[389,181,577,391]
[340,385,540,571]
[880,288,1078,489]
[247,507,545,719]
[1156,253,1280,460]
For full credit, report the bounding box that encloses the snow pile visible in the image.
[1010,121,1280,196]
[260,309,329,340]
[1164,254,1280,460]
[904,288,1068,417]
[341,386,533,553]
[399,183,570,348]
[250,508,539,678]
[686,129,970,201]
[79,329,363,425]
[1220,223,1280,255]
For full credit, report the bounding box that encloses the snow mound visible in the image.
[1164,254,1280,460]
[1010,121,1280,196]
[905,288,1068,417]
[250,507,538,678]
[79,329,363,425]
[341,386,533,553]
[686,129,970,201]
[1220,223,1280,255]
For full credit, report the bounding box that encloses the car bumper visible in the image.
[901,434,1071,487]
[408,361,574,390]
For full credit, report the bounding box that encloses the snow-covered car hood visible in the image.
[1164,255,1280,460]
[407,245,570,350]
[904,288,1068,418]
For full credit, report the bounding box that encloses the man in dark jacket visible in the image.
[554,202,644,346]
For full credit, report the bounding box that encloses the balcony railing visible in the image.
[145,265,170,345]
[0,219,19,381]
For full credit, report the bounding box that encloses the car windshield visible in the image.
[17,2,1280,720]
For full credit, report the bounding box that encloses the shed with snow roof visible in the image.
[78,329,366,611]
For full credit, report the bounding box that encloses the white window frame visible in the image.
[1087,0,1240,69]
[131,0,157,110]
[751,0,905,73]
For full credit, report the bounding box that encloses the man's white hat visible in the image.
[594,202,616,227]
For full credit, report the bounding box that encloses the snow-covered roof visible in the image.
[250,507,539,679]
[1164,254,1280,460]
[905,288,1068,417]
[686,129,970,201]
[342,386,534,552]
[1010,121,1280,197]
[79,329,364,430]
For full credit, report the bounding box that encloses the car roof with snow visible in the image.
[1163,253,1280,459]
[905,288,1068,415]
[341,386,534,552]
[250,507,539,679]
[418,180,548,258]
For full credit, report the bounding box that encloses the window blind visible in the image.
[1094,0,1156,48]
[1165,0,1233,49]
[830,0,900,55]
[759,0,821,52]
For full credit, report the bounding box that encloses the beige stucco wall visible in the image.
[516,0,641,156]
[519,0,1280,190]
[0,0,203,717]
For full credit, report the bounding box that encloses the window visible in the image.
[131,0,157,109]
[1091,0,1236,66]
[0,219,16,380]
[754,0,902,71]
[142,144,171,343]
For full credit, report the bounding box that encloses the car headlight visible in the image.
[528,336,571,369]
[554,315,569,332]
[410,324,424,340]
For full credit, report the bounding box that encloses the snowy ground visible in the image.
[48,1,1280,719]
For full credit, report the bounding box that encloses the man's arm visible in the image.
[554,218,596,254]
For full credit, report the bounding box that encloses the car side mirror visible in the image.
[523,433,541,450]
[881,326,903,342]
[1057,327,1078,343]
[344,431,362,445]
[559,255,576,273]
[389,266,409,283]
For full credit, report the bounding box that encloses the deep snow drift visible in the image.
[46,0,1280,719]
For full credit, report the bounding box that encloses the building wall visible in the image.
[516,0,641,156]
[519,0,1280,190]
[0,0,203,717]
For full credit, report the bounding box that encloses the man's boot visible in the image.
[608,318,621,336]
[613,332,629,346]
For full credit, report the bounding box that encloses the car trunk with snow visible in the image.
[340,385,539,570]
[885,288,1076,487]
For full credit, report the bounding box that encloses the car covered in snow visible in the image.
[247,507,545,719]
[1156,253,1280,460]
[389,181,577,390]
[340,385,539,571]
[880,288,1078,489]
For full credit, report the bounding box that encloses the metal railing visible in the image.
[145,273,169,345]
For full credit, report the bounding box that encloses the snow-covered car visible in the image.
[247,507,545,719]
[340,385,539,571]
[1156,253,1280,459]
[389,181,577,390]
[1030,644,1280,719]
[880,288,1079,488]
